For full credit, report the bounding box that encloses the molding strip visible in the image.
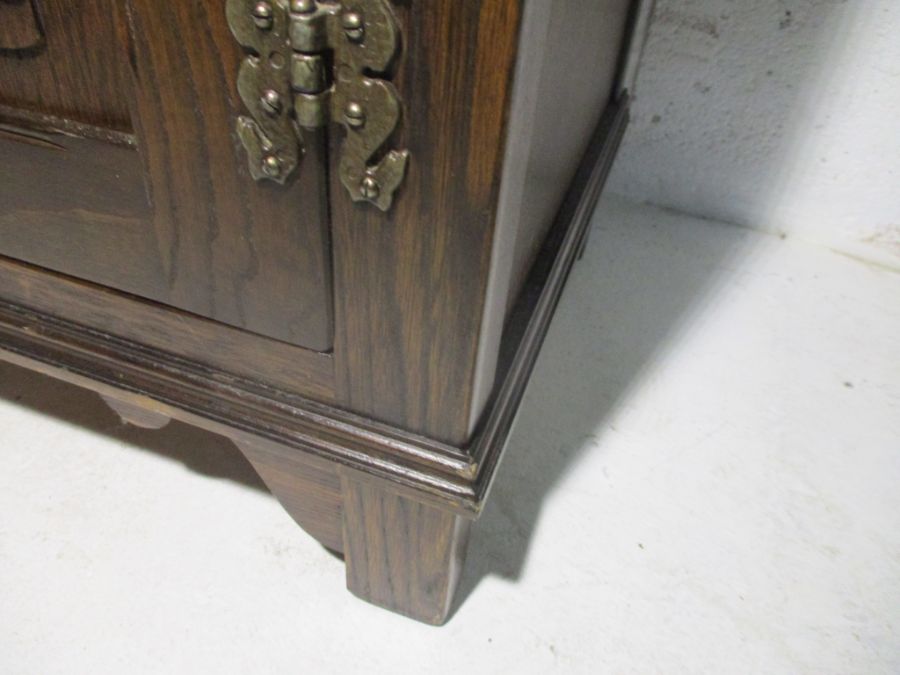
[0,94,629,516]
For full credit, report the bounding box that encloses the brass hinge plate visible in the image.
[226,0,408,211]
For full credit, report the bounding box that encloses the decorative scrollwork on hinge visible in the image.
[226,0,409,211]
[227,0,300,183]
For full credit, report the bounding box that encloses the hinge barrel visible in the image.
[226,0,409,211]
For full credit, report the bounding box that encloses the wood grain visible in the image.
[0,110,163,297]
[0,1,335,350]
[0,0,132,130]
[0,255,336,402]
[330,0,524,446]
[236,440,344,552]
[0,91,630,623]
[121,0,334,350]
[341,470,472,625]
[0,292,475,507]
[0,0,43,52]
[0,91,631,515]
[0,0,636,623]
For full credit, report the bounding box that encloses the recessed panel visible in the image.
[0,0,133,131]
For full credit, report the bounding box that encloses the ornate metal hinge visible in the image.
[226,0,409,211]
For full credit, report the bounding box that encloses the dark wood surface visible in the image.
[502,0,632,310]
[0,256,336,402]
[236,440,344,553]
[0,94,631,515]
[0,92,630,622]
[0,0,637,623]
[330,0,524,446]
[0,292,477,509]
[123,0,333,350]
[0,0,132,130]
[0,0,334,351]
[0,0,44,52]
[341,470,471,625]
[0,110,162,295]
[329,0,631,446]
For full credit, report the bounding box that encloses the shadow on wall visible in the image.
[608,0,900,267]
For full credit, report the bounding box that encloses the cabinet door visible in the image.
[0,0,332,351]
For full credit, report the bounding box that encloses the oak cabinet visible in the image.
[0,0,642,623]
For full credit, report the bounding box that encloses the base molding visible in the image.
[0,94,628,624]
[0,95,628,517]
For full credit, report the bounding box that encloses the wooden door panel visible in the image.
[0,116,162,296]
[0,0,133,131]
[123,0,333,350]
[0,0,334,352]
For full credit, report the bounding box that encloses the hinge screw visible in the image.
[262,155,282,178]
[290,0,316,14]
[360,175,380,200]
[251,1,274,30]
[260,89,283,116]
[342,12,365,42]
[344,101,366,128]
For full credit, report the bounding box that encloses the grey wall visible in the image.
[609,0,900,267]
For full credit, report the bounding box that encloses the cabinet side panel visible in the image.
[468,0,634,434]
[507,0,633,306]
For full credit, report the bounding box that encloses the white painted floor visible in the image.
[1,195,898,674]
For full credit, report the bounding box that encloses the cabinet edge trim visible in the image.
[0,95,629,516]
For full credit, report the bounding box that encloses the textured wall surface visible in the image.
[609,0,900,267]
